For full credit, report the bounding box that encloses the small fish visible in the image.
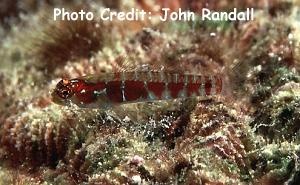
[52,71,223,108]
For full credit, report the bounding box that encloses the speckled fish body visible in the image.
[52,71,223,108]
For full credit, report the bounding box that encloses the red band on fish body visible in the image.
[215,76,223,94]
[74,80,106,104]
[106,81,123,103]
[168,82,185,98]
[124,81,147,101]
[205,76,212,96]
[187,83,200,97]
[147,82,165,99]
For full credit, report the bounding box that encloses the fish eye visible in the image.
[55,79,75,99]
[61,89,71,98]
[56,87,73,99]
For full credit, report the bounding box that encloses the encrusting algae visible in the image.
[0,0,300,184]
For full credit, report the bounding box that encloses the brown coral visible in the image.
[31,16,104,73]
[182,99,252,169]
[1,108,73,167]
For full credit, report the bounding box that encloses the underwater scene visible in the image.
[0,0,300,184]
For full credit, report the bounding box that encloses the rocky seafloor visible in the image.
[0,0,299,184]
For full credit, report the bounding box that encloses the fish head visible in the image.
[52,79,77,106]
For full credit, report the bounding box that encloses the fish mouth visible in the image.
[51,90,71,106]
